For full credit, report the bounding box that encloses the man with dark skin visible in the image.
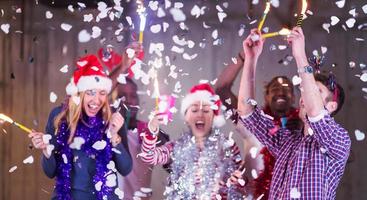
[215,51,301,199]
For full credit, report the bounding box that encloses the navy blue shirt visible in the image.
[42,106,132,200]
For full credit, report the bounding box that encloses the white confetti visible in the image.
[322,23,330,33]
[148,1,159,11]
[363,4,367,14]
[45,11,53,19]
[355,129,365,141]
[117,73,128,84]
[212,29,218,39]
[69,137,85,150]
[349,8,357,17]
[106,174,117,187]
[91,26,101,38]
[140,187,153,193]
[92,140,107,150]
[292,75,302,86]
[335,0,345,8]
[238,178,246,186]
[290,188,301,198]
[59,65,68,73]
[60,23,72,31]
[170,8,186,22]
[62,154,68,164]
[126,16,133,26]
[42,134,52,144]
[72,96,81,105]
[84,14,93,22]
[78,29,91,43]
[345,18,356,28]
[330,16,340,26]
[23,155,34,164]
[67,5,74,12]
[250,34,260,42]
[307,127,314,136]
[157,7,166,18]
[95,181,103,191]
[174,81,182,93]
[252,0,259,5]
[360,73,367,82]
[150,24,161,33]
[218,12,227,23]
[46,144,55,156]
[271,0,280,7]
[171,46,184,54]
[278,45,287,50]
[182,53,198,60]
[162,22,169,32]
[49,92,57,103]
[9,166,17,173]
[251,169,258,179]
[249,147,258,159]
[126,48,135,58]
[191,5,205,18]
[1,24,10,34]
[115,188,124,199]
[321,46,327,54]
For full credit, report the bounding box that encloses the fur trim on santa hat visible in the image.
[76,75,112,94]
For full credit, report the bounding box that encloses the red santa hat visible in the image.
[97,46,122,71]
[180,83,226,127]
[65,54,112,96]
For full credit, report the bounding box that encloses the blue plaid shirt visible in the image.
[239,108,351,200]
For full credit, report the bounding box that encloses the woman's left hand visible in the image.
[109,112,124,134]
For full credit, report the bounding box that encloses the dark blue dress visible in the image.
[42,106,132,200]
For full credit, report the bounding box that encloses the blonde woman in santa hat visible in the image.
[29,55,132,200]
[139,83,247,199]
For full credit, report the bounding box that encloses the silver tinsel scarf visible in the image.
[164,129,244,199]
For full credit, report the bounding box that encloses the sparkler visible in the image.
[137,0,146,43]
[297,0,308,27]
[257,1,271,31]
[262,28,291,38]
[0,113,32,133]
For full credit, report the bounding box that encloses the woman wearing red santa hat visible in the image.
[139,83,247,199]
[29,54,132,200]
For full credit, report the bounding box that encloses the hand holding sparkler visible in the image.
[137,0,146,44]
[0,113,32,134]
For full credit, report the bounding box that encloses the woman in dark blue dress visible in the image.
[29,55,132,200]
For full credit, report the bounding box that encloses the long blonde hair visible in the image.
[54,92,111,143]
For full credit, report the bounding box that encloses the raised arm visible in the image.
[215,51,245,113]
[109,43,143,91]
[237,29,264,116]
[237,30,285,157]
[287,27,324,117]
[288,27,351,160]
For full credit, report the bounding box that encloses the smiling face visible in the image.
[184,101,214,139]
[265,77,295,117]
[82,89,108,117]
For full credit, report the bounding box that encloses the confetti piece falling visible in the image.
[23,155,34,164]
[355,129,365,141]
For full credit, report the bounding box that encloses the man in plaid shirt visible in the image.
[236,27,351,199]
